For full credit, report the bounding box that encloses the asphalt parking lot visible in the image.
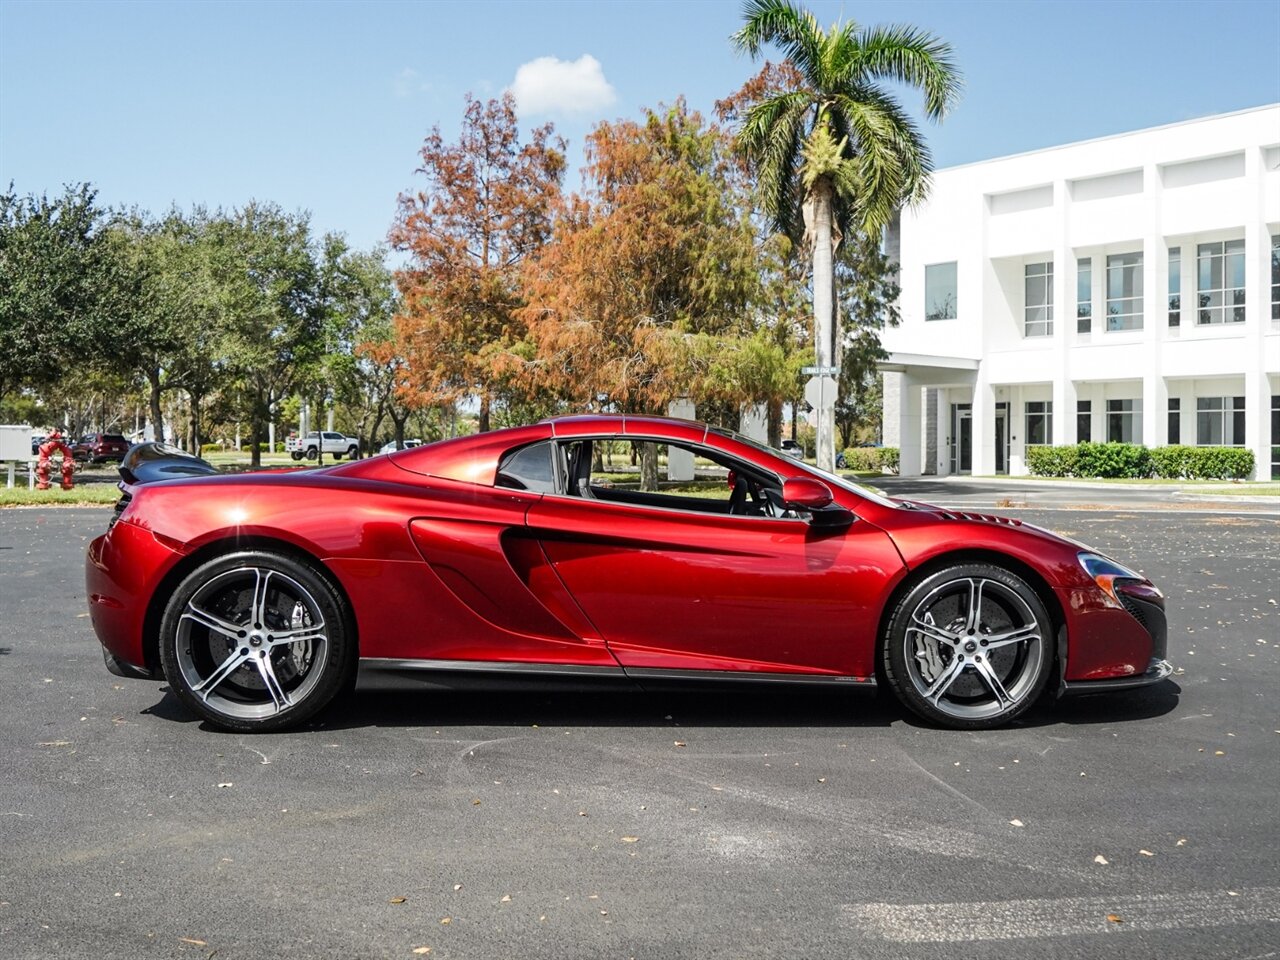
[1,505,1277,959]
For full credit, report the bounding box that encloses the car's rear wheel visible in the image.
[159,551,354,732]
[290,451,303,461]
[883,562,1052,729]
[305,447,318,461]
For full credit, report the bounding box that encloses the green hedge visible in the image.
[840,446,899,474]
[239,442,286,453]
[1027,443,1254,480]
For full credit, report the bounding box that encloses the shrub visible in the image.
[199,443,222,455]
[1073,441,1151,478]
[1025,444,1077,477]
[1186,445,1253,480]
[240,443,272,453]
[1150,444,1194,479]
[880,447,899,474]
[841,447,879,471]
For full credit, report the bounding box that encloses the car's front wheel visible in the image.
[346,445,359,460]
[159,551,355,732]
[883,562,1052,729]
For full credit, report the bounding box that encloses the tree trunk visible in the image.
[810,179,837,472]
[767,398,782,449]
[147,368,164,444]
[250,399,263,468]
[478,393,491,433]
[638,442,660,492]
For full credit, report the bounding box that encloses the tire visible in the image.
[305,447,318,461]
[290,451,303,461]
[883,562,1052,729]
[346,445,359,460]
[158,550,355,732]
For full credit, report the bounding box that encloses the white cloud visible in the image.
[394,68,432,99]
[509,54,616,117]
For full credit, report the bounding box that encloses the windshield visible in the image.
[709,426,900,509]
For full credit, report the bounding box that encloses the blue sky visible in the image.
[2,0,1278,253]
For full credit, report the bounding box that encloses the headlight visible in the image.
[1078,552,1145,606]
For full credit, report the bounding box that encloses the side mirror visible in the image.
[781,476,833,511]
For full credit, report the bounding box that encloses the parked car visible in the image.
[285,431,360,461]
[378,439,424,455]
[88,417,1170,733]
[779,439,804,459]
[71,433,130,464]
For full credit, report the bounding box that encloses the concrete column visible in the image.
[666,399,696,481]
[1058,378,1078,445]
[882,372,902,449]
[895,374,923,477]
[971,378,993,476]
[1142,162,1163,451]
[739,404,768,444]
[1243,145,1271,479]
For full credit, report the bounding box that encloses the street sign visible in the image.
[804,375,838,409]
[801,365,840,376]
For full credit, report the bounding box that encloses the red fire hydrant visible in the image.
[36,431,75,491]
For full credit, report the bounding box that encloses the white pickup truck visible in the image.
[286,431,360,461]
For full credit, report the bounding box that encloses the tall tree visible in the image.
[732,0,960,469]
[390,93,565,432]
[0,184,113,400]
[209,203,322,467]
[832,229,900,446]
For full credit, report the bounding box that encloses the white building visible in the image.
[881,104,1280,480]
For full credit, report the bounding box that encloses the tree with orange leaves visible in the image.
[390,93,565,432]
[522,101,758,417]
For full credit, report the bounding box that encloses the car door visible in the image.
[523,437,903,679]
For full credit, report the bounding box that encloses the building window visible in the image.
[1197,396,1245,445]
[1106,252,1143,331]
[1168,247,1181,327]
[1077,400,1091,442]
[1167,397,1180,445]
[1025,401,1053,445]
[1024,262,1053,337]
[925,262,957,320]
[1107,399,1142,443]
[1076,258,1092,333]
[1271,236,1279,321]
[1271,395,1280,479]
[1197,239,1245,324]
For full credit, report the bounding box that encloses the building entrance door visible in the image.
[995,402,1009,474]
[950,404,972,474]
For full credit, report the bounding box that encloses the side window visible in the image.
[561,438,791,518]
[496,441,558,493]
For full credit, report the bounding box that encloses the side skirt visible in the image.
[360,658,876,690]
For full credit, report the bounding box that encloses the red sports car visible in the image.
[86,415,1171,733]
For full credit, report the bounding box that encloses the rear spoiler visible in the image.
[118,442,219,485]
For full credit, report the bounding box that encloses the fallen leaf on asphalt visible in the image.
[439,917,451,925]
[179,938,208,946]
[500,895,511,903]
[412,948,431,955]
[1214,751,1225,756]
[1106,914,1123,924]
[620,837,639,843]
[673,741,686,748]
[1009,819,1025,827]
[389,897,406,904]
[472,798,481,805]
[578,810,587,817]
[1094,855,1109,865]
[217,783,233,789]
[1176,838,1187,846]
[453,884,462,891]
[1139,849,1154,857]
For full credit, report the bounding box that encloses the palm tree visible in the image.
[732,0,961,470]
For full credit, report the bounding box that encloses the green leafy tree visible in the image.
[731,0,960,469]
[209,203,322,467]
[0,184,114,400]
[833,228,899,446]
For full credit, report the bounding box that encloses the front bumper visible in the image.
[1061,657,1174,694]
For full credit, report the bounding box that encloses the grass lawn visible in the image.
[0,485,119,507]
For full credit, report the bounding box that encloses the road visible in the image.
[1,505,1277,959]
